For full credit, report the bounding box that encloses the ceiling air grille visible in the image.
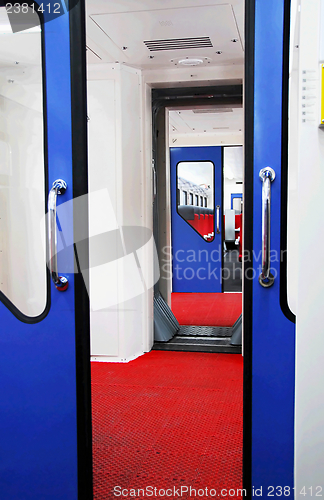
[193,108,233,114]
[143,36,213,52]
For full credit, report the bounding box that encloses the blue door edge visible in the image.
[243,1,255,495]
[244,0,296,496]
[69,1,93,498]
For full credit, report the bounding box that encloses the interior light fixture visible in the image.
[178,58,204,67]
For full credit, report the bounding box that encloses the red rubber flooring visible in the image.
[171,293,242,327]
[92,351,243,499]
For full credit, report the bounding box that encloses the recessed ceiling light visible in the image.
[178,58,204,67]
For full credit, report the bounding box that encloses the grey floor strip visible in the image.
[178,325,232,337]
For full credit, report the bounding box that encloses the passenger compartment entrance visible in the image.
[151,88,243,353]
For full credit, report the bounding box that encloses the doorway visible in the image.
[86,3,246,500]
[151,93,243,353]
[89,85,245,497]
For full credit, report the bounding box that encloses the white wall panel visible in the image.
[223,179,243,211]
[295,0,324,491]
[141,73,154,350]
[88,66,152,362]
[87,78,120,360]
[118,66,148,361]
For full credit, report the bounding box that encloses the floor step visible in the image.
[153,335,242,354]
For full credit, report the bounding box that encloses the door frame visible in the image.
[222,144,244,293]
[69,0,93,497]
[152,85,243,303]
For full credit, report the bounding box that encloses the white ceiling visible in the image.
[86,0,244,69]
[169,105,243,138]
[0,3,244,77]
[0,8,42,85]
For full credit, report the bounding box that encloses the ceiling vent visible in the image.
[193,108,233,114]
[143,36,213,52]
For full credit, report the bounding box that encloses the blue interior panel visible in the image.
[252,0,295,494]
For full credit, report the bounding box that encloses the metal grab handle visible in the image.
[48,179,69,291]
[216,205,220,234]
[259,167,275,288]
[152,160,157,200]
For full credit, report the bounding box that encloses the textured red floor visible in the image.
[92,351,243,499]
[171,293,242,327]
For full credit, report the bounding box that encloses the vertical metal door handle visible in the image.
[216,205,220,234]
[48,179,69,291]
[259,167,275,288]
[152,161,157,200]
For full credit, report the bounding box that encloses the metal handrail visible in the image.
[216,205,220,234]
[259,167,275,288]
[48,179,69,291]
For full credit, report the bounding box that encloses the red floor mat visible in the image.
[171,292,242,327]
[92,351,243,499]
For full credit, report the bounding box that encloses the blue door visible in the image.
[170,146,223,293]
[0,2,92,499]
[245,0,296,495]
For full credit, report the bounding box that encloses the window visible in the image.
[0,13,46,318]
[176,161,215,241]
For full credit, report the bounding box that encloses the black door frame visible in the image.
[69,0,93,498]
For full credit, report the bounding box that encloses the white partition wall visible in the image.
[294,0,324,490]
[87,64,153,362]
